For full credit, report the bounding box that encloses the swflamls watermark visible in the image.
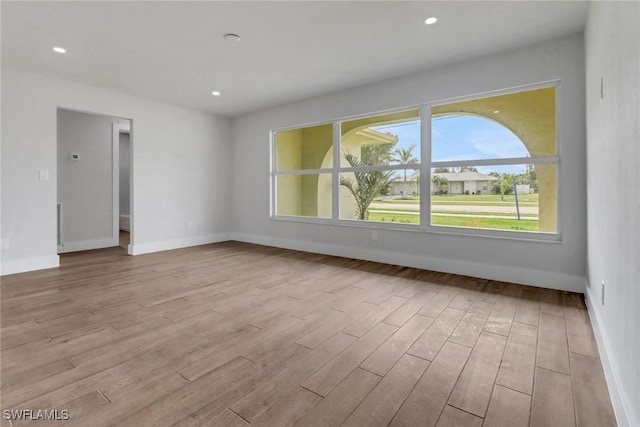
[3,409,70,421]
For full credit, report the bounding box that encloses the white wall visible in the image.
[1,69,232,275]
[232,34,587,292]
[120,132,131,217]
[585,2,640,426]
[57,109,128,251]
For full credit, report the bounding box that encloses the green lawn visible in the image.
[366,210,539,231]
[365,193,540,231]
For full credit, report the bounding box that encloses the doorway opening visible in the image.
[57,109,133,254]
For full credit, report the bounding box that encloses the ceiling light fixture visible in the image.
[424,17,438,25]
[212,91,221,96]
[223,33,241,42]
[52,46,66,53]
[493,110,500,114]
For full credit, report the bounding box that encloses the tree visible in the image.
[361,142,395,166]
[431,174,449,194]
[490,172,514,200]
[433,167,450,173]
[339,152,394,220]
[451,166,479,173]
[392,144,418,181]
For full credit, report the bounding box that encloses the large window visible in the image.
[339,109,421,223]
[430,86,558,233]
[271,84,559,238]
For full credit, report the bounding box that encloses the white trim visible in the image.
[112,123,129,248]
[128,122,135,252]
[269,130,276,217]
[232,232,584,292]
[584,285,634,427]
[58,238,119,254]
[129,233,232,255]
[270,212,560,243]
[332,121,340,222]
[0,256,60,276]
[431,156,558,168]
[57,202,64,251]
[420,105,430,228]
[274,168,333,176]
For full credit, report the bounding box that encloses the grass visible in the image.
[431,216,539,231]
[364,193,541,231]
[366,210,539,231]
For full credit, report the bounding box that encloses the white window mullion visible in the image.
[332,121,340,222]
[270,130,276,217]
[420,105,431,230]
[273,168,333,176]
[431,156,558,169]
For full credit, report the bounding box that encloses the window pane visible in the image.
[340,109,420,167]
[430,164,556,233]
[432,86,556,162]
[276,174,332,218]
[340,170,420,225]
[275,123,333,171]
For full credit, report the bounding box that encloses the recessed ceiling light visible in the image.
[223,33,241,42]
[493,110,500,114]
[424,17,438,25]
[211,91,221,96]
[53,46,66,54]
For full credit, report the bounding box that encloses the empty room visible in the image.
[1,1,638,426]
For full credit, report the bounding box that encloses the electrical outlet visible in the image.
[601,281,605,305]
[0,238,9,249]
[371,230,378,241]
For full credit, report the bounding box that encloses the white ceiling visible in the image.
[1,1,589,118]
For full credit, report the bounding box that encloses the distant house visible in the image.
[391,171,498,195]
[390,171,420,196]
[432,171,498,194]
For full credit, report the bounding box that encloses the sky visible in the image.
[372,115,530,175]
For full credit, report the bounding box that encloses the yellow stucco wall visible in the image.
[275,124,332,217]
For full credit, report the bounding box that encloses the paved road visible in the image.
[370,202,539,215]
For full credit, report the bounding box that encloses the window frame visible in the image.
[270,80,562,242]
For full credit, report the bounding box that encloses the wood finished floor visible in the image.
[1,242,616,427]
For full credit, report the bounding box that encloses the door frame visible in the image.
[112,123,130,248]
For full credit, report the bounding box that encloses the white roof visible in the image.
[434,172,498,182]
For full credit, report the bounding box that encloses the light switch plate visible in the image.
[39,170,49,181]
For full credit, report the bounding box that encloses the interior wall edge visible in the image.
[585,283,633,427]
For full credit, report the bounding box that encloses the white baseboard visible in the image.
[58,237,118,254]
[231,233,585,292]
[0,255,60,276]
[129,233,232,255]
[585,284,634,427]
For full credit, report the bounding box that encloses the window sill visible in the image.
[270,215,562,244]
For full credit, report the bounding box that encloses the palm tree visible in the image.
[340,152,394,220]
[431,174,449,194]
[392,144,418,181]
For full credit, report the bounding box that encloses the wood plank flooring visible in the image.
[1,242,616,426]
